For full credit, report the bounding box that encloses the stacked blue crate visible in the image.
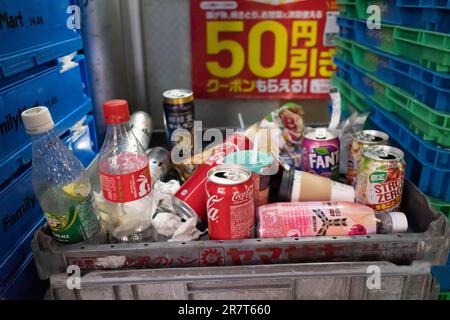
[0,0,98,300]
[335,1,450,295]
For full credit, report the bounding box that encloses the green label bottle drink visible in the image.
[22,107,104,244]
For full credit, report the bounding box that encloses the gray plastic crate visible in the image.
[32,180,450,281]
[49,261,439,300]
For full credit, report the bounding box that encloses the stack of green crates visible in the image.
[335,0,450,298]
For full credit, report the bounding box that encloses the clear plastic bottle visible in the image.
[98,100,155,243]
[21,107,105,244]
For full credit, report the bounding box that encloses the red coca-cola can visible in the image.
[173,133,252,225]
[206,164,255,240]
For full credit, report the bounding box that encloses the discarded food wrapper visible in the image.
[245,102,305,156]
[336,111,370,174]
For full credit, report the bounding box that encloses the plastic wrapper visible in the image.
[335,112,370,175]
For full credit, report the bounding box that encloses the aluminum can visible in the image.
[172,133,252,224]
[206,164,255,240]
[301,128,340,180]
[130,111,153,150]
[163,89,195,148]
[223,151,273,208]
[346,130,389,187]
[356,146,406,213]
[146,147,172,185]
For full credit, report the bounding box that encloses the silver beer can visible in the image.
[147,147,173,184]
[130,111,153,150]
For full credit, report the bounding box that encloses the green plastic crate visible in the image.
[439,292,450,300]
[338,17,450,72]
[337,0,449,33]
[335,38,387,76]
[335,55,450,147]
[331,75,370,115]
[428,196,450,220]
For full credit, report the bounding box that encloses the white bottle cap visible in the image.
[21,107,55,134]
[330,181,355,202]
[389,212,408,233]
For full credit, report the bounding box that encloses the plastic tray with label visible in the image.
[0,55,92,186]
[31,175,449,281]
[0,0,82,79]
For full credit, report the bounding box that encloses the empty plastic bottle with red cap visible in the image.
[98,100,155,243]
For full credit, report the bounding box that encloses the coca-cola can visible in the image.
[206,164,255,240]
[172,133,253,225]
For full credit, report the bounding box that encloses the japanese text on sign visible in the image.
[191,0,338,99]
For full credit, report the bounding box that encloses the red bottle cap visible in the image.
[103,99,131,124]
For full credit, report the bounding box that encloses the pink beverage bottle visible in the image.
[257,202,408,238]
[98,100,154,243]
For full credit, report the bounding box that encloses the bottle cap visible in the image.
[21,107,55,134]
[389,212,408,233]
[103,99,131,124]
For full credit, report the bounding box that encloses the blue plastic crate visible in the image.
[432,265,450,292]
[368,101,450,172]
[0,55,92,186]
[65,114,98,168]
[334,56,450,147]
[0,166,44,272]
[0,254,48,300]
[335,38,450,112]
[337,16,450,73]
[334,73,450,201]
[0,0,82,79]
[367,106,450,202]
[338,0,450,33]
[0,215,45,287]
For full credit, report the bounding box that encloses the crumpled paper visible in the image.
[152,212,182,238]
[153,179,180,195]
[151,180,205,241]
[168,218,204,242]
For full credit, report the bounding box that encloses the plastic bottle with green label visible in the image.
[22,107,105,244]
